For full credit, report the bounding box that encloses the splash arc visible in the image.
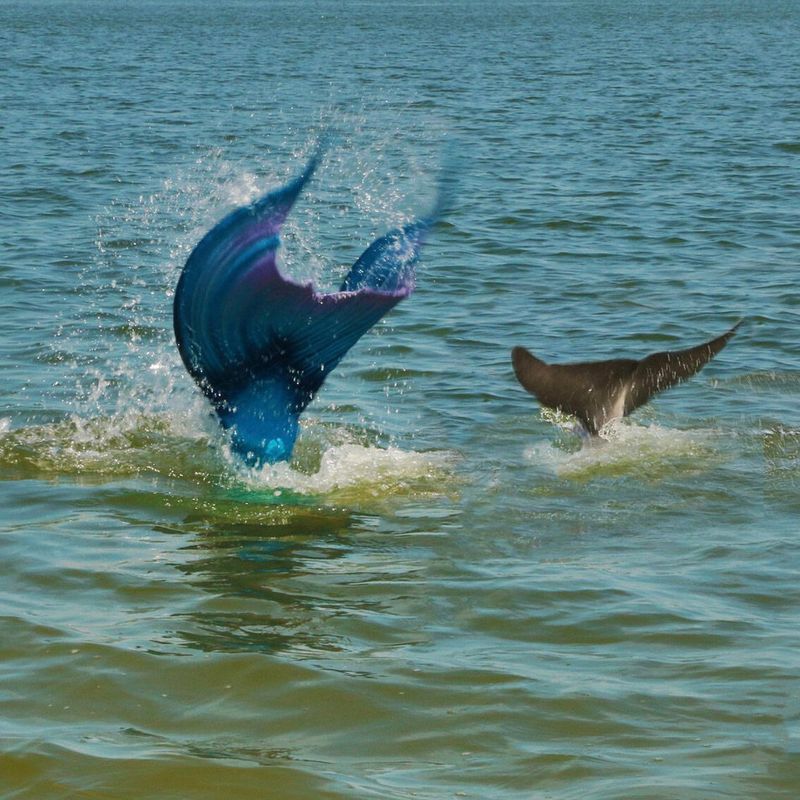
[173,149,436,466]
[512,322,741,436]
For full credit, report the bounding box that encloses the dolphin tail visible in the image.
[624,321,742,414]
[511,346,634,434]
[512,322,741,436]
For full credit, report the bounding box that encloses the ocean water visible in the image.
[2,1,799,797]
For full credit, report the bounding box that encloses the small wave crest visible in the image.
[235,441,454,497]
[525,420,719,480]
[0,410,455,499]
[0,408,216,482]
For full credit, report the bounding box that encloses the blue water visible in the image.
[2,1,800,797]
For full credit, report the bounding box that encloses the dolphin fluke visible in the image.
[174,149,437,467]
[511,322,741,435]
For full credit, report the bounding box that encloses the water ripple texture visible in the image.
[2,1,799,798]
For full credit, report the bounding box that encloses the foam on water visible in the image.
[0,404,455,500]
[236,440,455,496]
[525,419,722,480]
[0,408,214,481]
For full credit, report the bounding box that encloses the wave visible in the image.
[525,419,723,481]
[0,411,455,499]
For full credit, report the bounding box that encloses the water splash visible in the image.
[236,441,455,497]
[526,420,723,481]
[0,405,455,500]
[31,132,446,492]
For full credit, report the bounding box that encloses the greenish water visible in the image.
[2,1,799,797]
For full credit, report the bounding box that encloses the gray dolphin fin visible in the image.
[624,321,742,415]
[512,321,741,435]
[511,347,637,434]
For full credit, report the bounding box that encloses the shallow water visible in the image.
[2,1,800,797]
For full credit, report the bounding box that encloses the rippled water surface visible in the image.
[2,1,800,797]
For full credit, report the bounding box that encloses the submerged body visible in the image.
[173,150,436,466]
[512,323,741,436]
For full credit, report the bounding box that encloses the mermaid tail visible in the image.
[174,151,435,466]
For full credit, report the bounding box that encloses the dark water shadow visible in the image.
[160,495,372,657]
